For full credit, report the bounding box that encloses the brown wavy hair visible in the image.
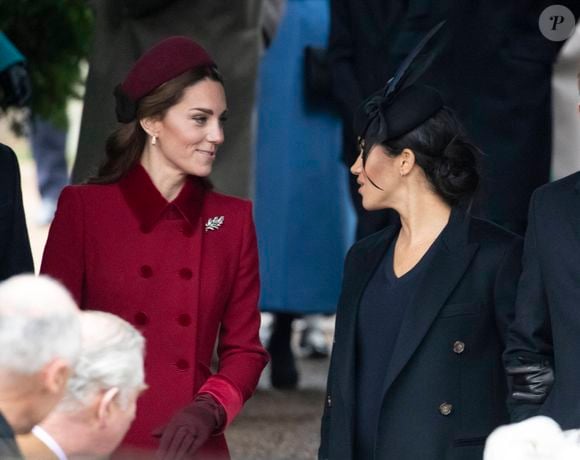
[88,66,224,184]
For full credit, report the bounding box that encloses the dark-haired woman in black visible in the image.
[318,31,524,457]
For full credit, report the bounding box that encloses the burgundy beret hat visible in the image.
[114,36,216,123]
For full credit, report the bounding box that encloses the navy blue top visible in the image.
[355,235,440,459]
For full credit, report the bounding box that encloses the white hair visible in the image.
[58,310,146,411]
[0,275,81,373]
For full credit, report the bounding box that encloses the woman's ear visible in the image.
[400,148,416,176]
[97,387,120,428]
[139,117,159,138]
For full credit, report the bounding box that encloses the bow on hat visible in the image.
[362,92,390,144]
[355,21,448,156]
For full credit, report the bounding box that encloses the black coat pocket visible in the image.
[439,302,481,318]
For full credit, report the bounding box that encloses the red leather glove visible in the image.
[154,393,226,459]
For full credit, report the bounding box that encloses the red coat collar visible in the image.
[119,164,206,233]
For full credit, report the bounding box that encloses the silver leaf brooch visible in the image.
[205,216,225,232]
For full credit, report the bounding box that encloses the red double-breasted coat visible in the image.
[41,165,268,457]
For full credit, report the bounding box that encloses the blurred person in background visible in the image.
[0,34,34,279]
[255,0,352,389]
[0,275,81,459]
[0,31,31,112]
[328,0,407,240]
[551,24,580,180]
[17,310,146,460]
[41,37,268,459]
[1,1,93,225]
[0,143,34,280]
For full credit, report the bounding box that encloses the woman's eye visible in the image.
[219,116,228,125]
[192,117,207,124]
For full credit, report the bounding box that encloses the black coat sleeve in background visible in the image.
[120,0,176,18]
[503,190,553,421]
[328,0,364,128]
[0,143,34,281]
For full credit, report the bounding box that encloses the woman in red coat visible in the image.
[41,36,269,459]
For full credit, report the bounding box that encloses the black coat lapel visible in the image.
[333,225,399,448]
[380,209,479,399]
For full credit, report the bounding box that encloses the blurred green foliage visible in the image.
[0,0,94,130]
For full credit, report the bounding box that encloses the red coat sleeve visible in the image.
[40,186,85,305]
[198,201,269,426]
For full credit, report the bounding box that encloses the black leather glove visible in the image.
[154,393,225,460]
[0,62,31,108]
[506,357,554,404]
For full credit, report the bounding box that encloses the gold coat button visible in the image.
[453,341,465,354]
[439,402,453,416]
[327,395,332,407]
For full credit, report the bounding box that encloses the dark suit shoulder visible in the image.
[0,143,18,170]
[526,172,580,223]
[468,216,522,246]
[533,171,580,203]
[0,144,20,191]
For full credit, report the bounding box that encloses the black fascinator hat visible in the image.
[354,21,447,159]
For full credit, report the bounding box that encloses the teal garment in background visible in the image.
[0,32,24,72]
[254,0,354,315]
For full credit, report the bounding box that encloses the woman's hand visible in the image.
[154,393,225,459]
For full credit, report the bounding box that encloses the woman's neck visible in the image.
[140,147,186,202]
[396,192,451,247]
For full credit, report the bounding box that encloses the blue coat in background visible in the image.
[254,0,354,315]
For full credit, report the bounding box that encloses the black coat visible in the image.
[328,0,408,166]
[504,172,580,429]
[319,209,522,460]
[0,143,33,281]
[0,411,22,460]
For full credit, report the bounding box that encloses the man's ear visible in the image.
[41,358,70,396]
[97,388,120,427]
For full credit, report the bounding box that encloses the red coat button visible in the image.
[140,265,153,278]
[177,314,192,326]
[176,359,190,370]
[179,268,193,280]
[134,311,149,326]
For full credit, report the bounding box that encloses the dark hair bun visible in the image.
[433,136,479,205]
[385,107,480,206]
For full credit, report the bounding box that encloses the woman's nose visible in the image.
[350,153,362,176]
[207,122,224,145]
